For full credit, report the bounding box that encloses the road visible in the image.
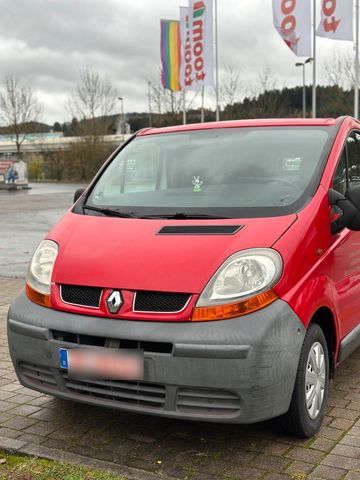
[0,183,86,277]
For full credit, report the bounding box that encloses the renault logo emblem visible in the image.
[106,290,123,314]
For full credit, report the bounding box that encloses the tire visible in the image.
[279,323,329,438]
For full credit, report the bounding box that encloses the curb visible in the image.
[0,436,178,480]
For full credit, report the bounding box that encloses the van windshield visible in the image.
[86,126,335,218]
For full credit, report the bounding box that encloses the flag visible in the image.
[160,20,182,91]
[272,0,311,57]
[181,0,214,91]
[317,0,353,41]
[179,6,190,90]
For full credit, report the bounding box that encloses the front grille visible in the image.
[63,375,166,409]
[177,388,241,415]
[19,362,57,389]
[19,362,166,411]
[18,363,240,418]
[52,330,173,354]
[60,285,190,313]
[134,291,191,312]
[60,285,102,308]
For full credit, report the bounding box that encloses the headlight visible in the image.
[27,240,58,295]
[192,249,282,321]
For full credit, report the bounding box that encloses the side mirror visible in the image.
[329,185,360,234]
[73,188,86,204]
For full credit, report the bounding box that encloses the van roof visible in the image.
[137,117,347,137]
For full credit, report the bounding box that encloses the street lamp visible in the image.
[295,58,313,118]
[118,96,125,142]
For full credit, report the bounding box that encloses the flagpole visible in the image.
[355,0,359,119]
[183,90,187,125]
[215,0,220,121]
[148,81,152,127]
[312,0,317,118]
[201,86,205,122]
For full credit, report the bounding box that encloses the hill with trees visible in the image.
[118,85,353,132]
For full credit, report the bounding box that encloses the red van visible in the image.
[8,117,360,438]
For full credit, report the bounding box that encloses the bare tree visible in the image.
[220,64,241,109]
[253,66,278,97]
[0,76,42,154]
[69,66,117,138]
[148,77,183,115]
[323,51,354,90]
[148,79,165,115]
[147,69,199,122]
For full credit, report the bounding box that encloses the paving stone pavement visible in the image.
[3,279,360,479]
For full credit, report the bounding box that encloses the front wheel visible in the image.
[279,323,329,438]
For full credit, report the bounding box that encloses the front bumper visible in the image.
[7,290,305,424]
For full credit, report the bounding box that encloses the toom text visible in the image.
[321,0,341,33]
[184,1,206,87]
[279,0,300,48]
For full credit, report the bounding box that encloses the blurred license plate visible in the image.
[59,348,143,380]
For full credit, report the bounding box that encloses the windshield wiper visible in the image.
[83,205,137,218]
[140,212,230,220]
[83,207,229,220]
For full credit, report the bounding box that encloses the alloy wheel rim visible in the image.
[305,341,326,420]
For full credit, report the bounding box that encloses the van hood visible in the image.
[49,212,296,293]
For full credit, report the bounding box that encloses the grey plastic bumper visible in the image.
[7,290,305,424]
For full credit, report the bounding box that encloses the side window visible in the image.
[332,131,360,195]
[347,132,360,183]
[332,150,347,195]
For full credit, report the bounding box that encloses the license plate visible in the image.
[59,348,144,380]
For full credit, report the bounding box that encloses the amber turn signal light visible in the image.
[191,289,278,322]
[26,283,52,308]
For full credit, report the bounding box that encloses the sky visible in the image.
[0,0,355,125]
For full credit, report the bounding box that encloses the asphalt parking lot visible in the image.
[3,184,360,479]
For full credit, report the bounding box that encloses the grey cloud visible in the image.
[0,0,353,123]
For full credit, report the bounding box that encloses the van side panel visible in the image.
[274,186,360,357]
